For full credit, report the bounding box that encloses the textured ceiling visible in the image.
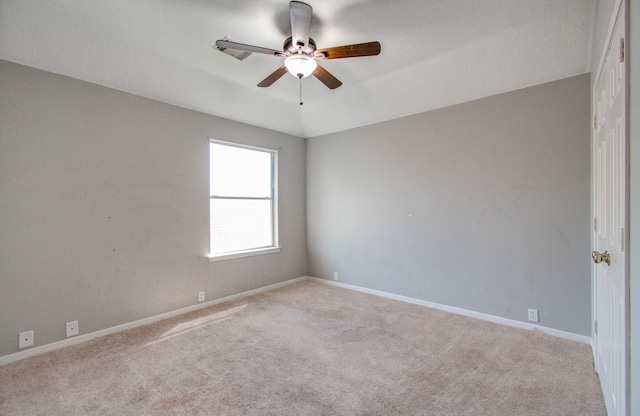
[0,0,595,138]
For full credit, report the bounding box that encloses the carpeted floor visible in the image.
[0,280,605,415]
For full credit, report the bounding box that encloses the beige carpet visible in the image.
[0,280,605,415]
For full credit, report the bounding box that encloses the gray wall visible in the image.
[0,60,307,357]
[307,74,591,335]
[0,58,593,359]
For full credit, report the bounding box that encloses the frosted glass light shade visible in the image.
[284,54,317,78]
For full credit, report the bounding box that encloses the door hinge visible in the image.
[620,228,625,252]
[619,38,625,63]
[594,320,598,335]
[594,217,598,232]
[593,114,597,129]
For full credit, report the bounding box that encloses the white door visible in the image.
[592,3,626,415]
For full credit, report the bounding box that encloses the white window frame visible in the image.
[208,140,279,262]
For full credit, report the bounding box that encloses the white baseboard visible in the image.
[0,276,307,366]
[309,277,592,345]
[1,275,590,366]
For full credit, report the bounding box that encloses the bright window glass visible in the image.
[209,141,276,257]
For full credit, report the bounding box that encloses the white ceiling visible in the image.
[0,0,595,138]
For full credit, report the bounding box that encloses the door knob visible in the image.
[592,250,611,266]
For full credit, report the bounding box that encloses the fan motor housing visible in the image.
[284,37,316,55]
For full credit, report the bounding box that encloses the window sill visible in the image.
[207,247,281,262]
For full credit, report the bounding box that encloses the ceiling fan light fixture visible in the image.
[284,54,317,79]
[217,1,380,89]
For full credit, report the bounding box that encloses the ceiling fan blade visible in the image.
[313,64,342,90]
[290,1,312,48]
[316,41,381,60]
[215,39,284,57]
[258,66,288,88]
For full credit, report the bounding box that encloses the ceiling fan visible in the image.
[215,1,381,90]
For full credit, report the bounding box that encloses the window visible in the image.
[209,140,278,261]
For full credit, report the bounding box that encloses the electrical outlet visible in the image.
[528,309,539,323]
[66,321,79,337]
[198,291,205,302]
[19,330,34,349]
[333,272,339,281]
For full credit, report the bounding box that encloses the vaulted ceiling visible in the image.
[0,0,595,138]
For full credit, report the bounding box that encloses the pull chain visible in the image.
[299,76,303,109]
